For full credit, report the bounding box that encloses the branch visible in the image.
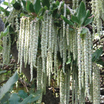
[93,35,104,45]
[18,78,31,92]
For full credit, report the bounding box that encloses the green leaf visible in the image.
[3,2,9,6]
[33,0,41,14]
[0,46,3,52]
[0,7,10,16]
[96,58,104,66]
[5,11,10,16]
[77,1,86,25]
[81,28,88,34]
[18,90,28,99]
[9,93,20,104]
[13,2,21,10]
[20,13,27,17]
[0,24,10,38]
[84,17,94,26]
[71,15,79,24]
[38,6,47,17]
[28,95,40,103]
[11,0,16,4]
[26,1,35,13]
[56,1,60,6]
[80,28,88,38]
[33,90,41,95]
[0,6,5,12]
[0,71,18,100]
[21,0,26,9]
[66,57,71,64]
[42,0,50,10]
[61,15,73,26]
[20,94,40,104]
[84,10,90,21]
[92,47,103,62]
[0,70,7,74]
[0,92,10,104]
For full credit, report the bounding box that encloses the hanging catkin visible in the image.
[72,0,76,9]
[47,15,53,75]
[51,23,55,54]
[30,20,39,81]
[62,37,67,73]
[41,16,46,72]
[24,17,30,67]
[19,17,25,73]
[63,4,66,37]
[81,38,84,87]
[48,15,52,50]
[84,28,89,97]
[91,0,96,39]
[47,51,52,86]
[66,14,70,46]
[72,30,77,60]
[88,30,92,84]
[28,21,33,64]
[57,69,60,87]
[92,63,100,104]
[54,27,58,78]
[95,0,100,34]
[60,70,65,104]
[77,28,82,91]
[72,68,75,104]
[69,31,73,53]
[3,34,11,65]
[76,0,79,8]
[64,74,68,104]
[33,21,39,66]
[75,70,78,104]
[45,12,49,57]
[37,57,42,90]
[77,28,82,104]
[15,15,19,32]
[41,19,45,58]
[59,29,63,58]
[66,69,70,104]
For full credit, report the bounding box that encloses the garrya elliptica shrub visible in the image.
[1,0,103,103]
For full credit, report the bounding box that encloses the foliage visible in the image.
[0,71,18,100]
[92,47,104,66]
[0,0,103,104]
[0,71,41,104]
[62,1,93,29]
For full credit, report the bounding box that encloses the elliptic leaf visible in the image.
[13,2,21,10]
[26,1,35,13]
[0,70,7,74]
[9,93,20,104]
[3,2,9,6]
[84,10,90,21]
[71,15,79,25]
[21,0,26,9]
[33,0,41,14]
[0,71,18,100]
[0,24,10,38]
[77,1,86,25]
[18,90,28,99]
[42,0,50,9]
[84,17,94,26]
[92,47,103,62]
[81,28,88,35]
[61,15,73,26]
